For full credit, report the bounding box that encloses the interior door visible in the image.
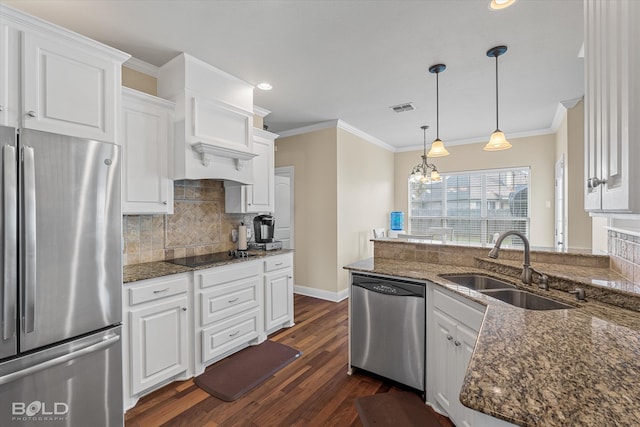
[274,167,294,249]
[19,129,121,352]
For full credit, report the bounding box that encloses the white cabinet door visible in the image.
[264,268,293,332]
[453,323,479,427]
[129,296,188,395]
[22,31,121,142]
[0,22,19,127]
[224,128,277,214]
[433,309,456,415]
[121,88,174,214]
[584,0,640,212]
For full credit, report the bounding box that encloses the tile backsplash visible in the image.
[609,230,640,282]
[123,180,255,266]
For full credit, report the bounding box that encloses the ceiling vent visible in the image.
[390,102,415,113]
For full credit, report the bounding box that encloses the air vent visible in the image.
[390,102,415,113]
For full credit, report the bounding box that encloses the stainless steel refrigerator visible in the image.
[0,126,123,426]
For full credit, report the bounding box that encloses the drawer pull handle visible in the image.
[229,330,240,337]
[26,110,37,118]
[228,297,239,303]
[446,335,453,341]
[153,288,170,294]
[275,262,283,266]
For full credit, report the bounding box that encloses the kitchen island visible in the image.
[345,241,640,426]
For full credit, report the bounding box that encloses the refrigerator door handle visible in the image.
[22,145,36,333]
[3,145,17,341]
[0,333,120,386]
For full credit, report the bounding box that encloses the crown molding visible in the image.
[253,105,271,118]
[124,57,160,77]
[277,119,396,152]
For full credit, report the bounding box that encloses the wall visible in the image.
[565,100,592,248]
[123,180,253,265]
[336,128,395,292]
[394,134,556,247]
[122,66,157,96]
[275,128,338,295]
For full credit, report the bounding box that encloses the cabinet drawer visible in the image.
[197,261,260,288]
[200,277,260,326]
[433,288,484,332]
[264,256,292,272]
[201,308,260,363]
[128,275,188,305]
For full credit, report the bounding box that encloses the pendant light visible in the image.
[427,64,450,157]
[484,45,512,151]
[410,125,442,183]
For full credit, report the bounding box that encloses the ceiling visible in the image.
[5,0,585,151]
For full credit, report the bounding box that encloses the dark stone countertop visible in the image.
[344,257,640,426]
[123,249,294,284]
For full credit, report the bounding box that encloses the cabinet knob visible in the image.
[587,177,606,188]
[182,307,187,311]
[288,275,293,279]
[446,335,453,341]
[162,201,168,205]
[0,106,4,112]
[26,110,37,118]
[454,340,461,347]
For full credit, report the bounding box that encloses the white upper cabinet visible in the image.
[157,53,256,184]
[0,20,19,127]
[121,88,175,214]
[225,128,277,213]
[584,0,640,213]
[0,4,130,141]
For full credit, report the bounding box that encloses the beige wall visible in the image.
[275,128,338,293]
[336,128,395,292]
[566,100,592,248]
[394,134,556,247]
[122,66,157,95]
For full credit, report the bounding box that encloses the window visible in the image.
[409,167,530,246]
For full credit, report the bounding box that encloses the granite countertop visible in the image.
[344,257,640,426]
[123,249,294,283]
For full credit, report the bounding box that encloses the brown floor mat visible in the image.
[194,340,301,402]
[354,391,442,427]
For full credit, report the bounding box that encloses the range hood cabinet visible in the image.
[159,53,256,184]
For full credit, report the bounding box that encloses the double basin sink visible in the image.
[440,274,574,311]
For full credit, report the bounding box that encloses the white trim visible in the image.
[550,102,568,133]
[606,226,640,237]
[275,166,294,250]
[277,119,340,138]
[253,127,279,139]
[0,3,130,62]
[122,87,174,108]
[335,120,396,152]
[124,57,160,77]
[294,285,348,302]
[277,119,396,152]
[253,105,271,118]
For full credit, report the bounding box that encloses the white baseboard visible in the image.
[294,285,348,302]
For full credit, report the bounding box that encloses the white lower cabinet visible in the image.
[427,285,517,427]
[264,255,295,334]
[123,253,295,408]
[123,274,191,409]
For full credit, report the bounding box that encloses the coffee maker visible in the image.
[253,214,275,243]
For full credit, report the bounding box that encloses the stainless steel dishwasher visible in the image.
[350,273,425,391]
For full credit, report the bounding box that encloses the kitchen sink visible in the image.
[440,274,517,291]
[480,289,575,310]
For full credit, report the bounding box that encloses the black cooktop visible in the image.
[168,250,256,267]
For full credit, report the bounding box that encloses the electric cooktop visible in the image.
[168,250,256,268]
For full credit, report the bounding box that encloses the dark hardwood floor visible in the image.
[124,295,454,427]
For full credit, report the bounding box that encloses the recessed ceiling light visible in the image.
[257,82,273,91]
[489,0,516,10]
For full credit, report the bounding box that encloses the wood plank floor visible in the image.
[124,295,454,427]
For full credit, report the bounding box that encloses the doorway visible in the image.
[275,166,294,249]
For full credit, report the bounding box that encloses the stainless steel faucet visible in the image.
[488,231,534,285]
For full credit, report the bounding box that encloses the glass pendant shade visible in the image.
[430,169,441,182]
[484,130,512,151]
[428,139,450,157]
